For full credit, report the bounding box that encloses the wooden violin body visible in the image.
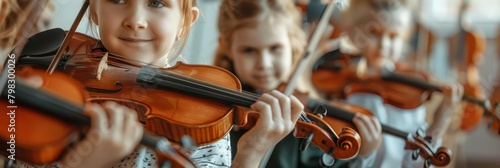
[19,30,240,146]
[0,67,197,168]
[0,68,86,165]
[311,52,434,109]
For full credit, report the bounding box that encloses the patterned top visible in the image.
[15,135,232,168]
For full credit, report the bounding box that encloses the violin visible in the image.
[0,67,196,168]
[311,51,435,109]
[18,28,242,146]
[284,85,452,167]
[311,50,500,135]
[16,30,361,160]
[304,99,452,167]
[16,1,362,162]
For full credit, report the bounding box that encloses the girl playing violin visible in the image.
[7,0,305,167]
[323,0,464,167]
[213,0,381,167]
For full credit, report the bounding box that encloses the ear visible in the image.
[190,7,200,27]
[175,6,200,39]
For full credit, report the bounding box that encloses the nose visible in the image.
[122,5,148,31]
[256,50,273,70]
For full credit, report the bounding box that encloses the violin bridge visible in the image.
[96,52,109,80]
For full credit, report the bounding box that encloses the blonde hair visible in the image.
[0,0,53,51]
[87,0,197,63]
[213,0,306,73]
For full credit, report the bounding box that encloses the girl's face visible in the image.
[92,0,182,65]
[343,4,410,68]
[354,26,403,68]
[229,22,293,92]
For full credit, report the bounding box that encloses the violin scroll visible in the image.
[294,113,361,160]
[434,147,452,166]
[405,134,451,167]
[337,127,359,151]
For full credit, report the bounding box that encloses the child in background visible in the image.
[214,0,381,167]
[327,0,464,167]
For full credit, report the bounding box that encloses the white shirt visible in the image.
[345,93,432,168]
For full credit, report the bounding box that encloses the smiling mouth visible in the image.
[119,37,152,42]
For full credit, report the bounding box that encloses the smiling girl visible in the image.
[11,0,304,167]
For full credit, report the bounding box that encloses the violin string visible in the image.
[152,69,311,122]
[238,90,309,121]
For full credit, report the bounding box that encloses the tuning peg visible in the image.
[423,159,431,168]
[415,127,426,138]
[313,105,328,118]
[300,132,314,151]
[320,148,335,168]
[181,135,197,151]
[411,149,419,160]
[424,136,432,143]
[414,127,432,143]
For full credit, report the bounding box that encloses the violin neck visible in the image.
[381,71,442,91]
[306,98,409,139]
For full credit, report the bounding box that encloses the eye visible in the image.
[242,48,256,54]
[270,45,282,53]
[110,0,125,4]
[149,0,166,8]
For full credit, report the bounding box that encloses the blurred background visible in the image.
[49,0,500,167]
